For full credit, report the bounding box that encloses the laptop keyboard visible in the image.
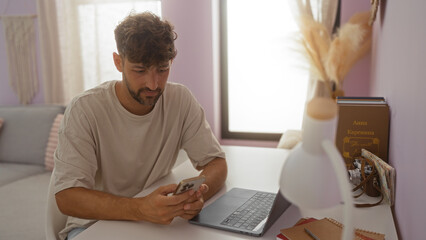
[220,192,276,230]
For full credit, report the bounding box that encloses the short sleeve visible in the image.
[53,102,98,194]
[180,89,225,168]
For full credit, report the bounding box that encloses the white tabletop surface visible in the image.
[74,146,398,240]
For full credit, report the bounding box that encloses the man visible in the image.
[54,12,227,240]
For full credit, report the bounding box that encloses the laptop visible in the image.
[189,188,291,237]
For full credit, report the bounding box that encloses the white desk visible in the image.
[75,146,398,240]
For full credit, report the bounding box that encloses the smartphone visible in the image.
[173,175,206,195]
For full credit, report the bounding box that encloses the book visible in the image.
[336,96,386,105]
[362,149,396,206]
[337,97,385,100]
[276,218,318,240]
[335,97,390,168]
[276,233,287,240]
[279,217,385,240]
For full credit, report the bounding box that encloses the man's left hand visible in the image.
[180,184,209,220]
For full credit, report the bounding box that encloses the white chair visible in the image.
[45,169,67,240]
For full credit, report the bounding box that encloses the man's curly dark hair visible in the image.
[114,12,177,66]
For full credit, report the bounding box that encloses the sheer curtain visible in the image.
[37,0,64,104]
[38,0,161,104]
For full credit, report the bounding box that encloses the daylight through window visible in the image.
[222,0,309,140]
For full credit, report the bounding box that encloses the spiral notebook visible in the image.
[279,217,385,240]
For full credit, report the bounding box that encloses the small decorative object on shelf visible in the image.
[350,156,384,208]
[361,149,395,206]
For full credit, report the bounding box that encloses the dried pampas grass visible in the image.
[297,11,372,97]
[326,24,366,84]
[326,11,372,88]
[299,15,332,94]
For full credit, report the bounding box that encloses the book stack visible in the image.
[335,97,390,169]
[277,217,385,240]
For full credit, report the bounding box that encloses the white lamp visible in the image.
[279,97,355,239]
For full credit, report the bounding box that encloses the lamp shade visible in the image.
[279,97,355,239]
[279,105,341,209]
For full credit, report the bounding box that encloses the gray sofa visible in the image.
[0,105,65,240]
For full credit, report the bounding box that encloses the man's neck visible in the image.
[115,81,154,116]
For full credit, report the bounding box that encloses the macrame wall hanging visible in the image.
[1,15,38,104]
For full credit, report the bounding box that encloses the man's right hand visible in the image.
[56,184,194,224]
[133,184,195,224]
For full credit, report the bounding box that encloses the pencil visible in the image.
[304,227,320,240]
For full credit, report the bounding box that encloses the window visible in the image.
[73,0,161,91]
[221,0,309,141]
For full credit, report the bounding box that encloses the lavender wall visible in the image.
[0,0,44,105]
[340,0,371,97]
[370,1,426,239]
[161,0,216,135]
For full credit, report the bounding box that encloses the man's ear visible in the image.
[113,52,123,72]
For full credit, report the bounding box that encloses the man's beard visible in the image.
[123,74,163,106]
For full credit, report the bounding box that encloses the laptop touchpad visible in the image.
[193,188,256,224]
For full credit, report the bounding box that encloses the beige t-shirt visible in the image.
[54,81,225,239]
